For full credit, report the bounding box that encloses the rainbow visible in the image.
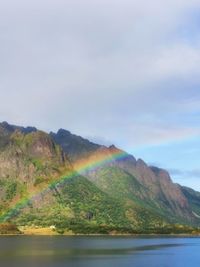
[0,149,130,223]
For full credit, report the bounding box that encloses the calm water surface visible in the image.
[0,236,199,267]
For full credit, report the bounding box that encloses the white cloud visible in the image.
[0,0,200,148]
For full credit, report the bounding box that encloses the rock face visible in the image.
[66,144,193,222]
[0,121,200,233]
[181,186,200,218]
[0,129,71,184]
[128,160,190,215]
[0,123,72,216]
[50,129,100,162]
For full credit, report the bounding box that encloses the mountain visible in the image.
[51,129,198,224]
[50,129,100,162]
[50,130,193,221]
[181,186,200,218]
[0,121,200,234]
[0,122,72,219]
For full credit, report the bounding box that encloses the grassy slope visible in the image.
[12,174,169,234]
[181,186,200,216]
[84,166,187,223]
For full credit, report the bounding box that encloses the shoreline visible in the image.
[1,233,200,237]
[0,226,200,237]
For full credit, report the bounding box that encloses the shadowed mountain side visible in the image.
[50,129,101,162]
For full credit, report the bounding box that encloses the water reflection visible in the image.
[0,236,199,267]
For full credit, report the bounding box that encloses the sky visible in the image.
[1,0,200,190]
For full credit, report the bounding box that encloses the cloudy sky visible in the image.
[1,0,200,189]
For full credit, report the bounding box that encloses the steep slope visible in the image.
[181,186,200,218]
[52,131,196,224]
[0,121,36,150]
[121,158,190,219]
[50,129,100,162]
[0,125,72,216]
[0,122,199,234]
[0,123,167,233]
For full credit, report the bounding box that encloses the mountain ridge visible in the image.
[0,121,200,234]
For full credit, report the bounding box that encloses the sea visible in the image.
[0,236,199,267]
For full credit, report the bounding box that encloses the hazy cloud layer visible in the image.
[1,0,200,151]
[169,169,200,179]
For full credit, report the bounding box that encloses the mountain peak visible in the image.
[56,128,71,136]
[0,121,37,135]
[50,128,101,162]
[108,144,121,152]
[136,158,147,167]
[109,144,117,149]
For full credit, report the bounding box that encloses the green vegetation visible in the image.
[13,175,170,234]
[0,122,200,235]
[34,176,45,186]
[5,182,17,200]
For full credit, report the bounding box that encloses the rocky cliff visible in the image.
[0,122,199,234]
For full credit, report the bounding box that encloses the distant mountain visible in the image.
[0,121,200,234]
